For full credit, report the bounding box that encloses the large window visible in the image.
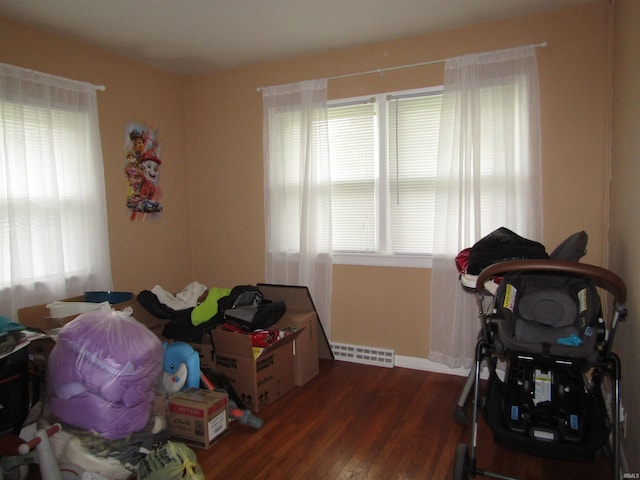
[1,105,96,283]
[328,87,442,266]
[0,64,112,317]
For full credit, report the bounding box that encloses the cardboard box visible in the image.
[274,309,318,386]
[17,295,86,332]
[167,388,228,449]
[184,339,215,371]
[211,326,301,412]
[17,296,164,337]
[257,284,333,385]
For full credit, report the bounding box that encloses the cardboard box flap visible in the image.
[276,309,315,328]
[211,325,302,359]
[257,284,333,360]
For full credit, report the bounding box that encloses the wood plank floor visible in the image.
[196,359,614,480]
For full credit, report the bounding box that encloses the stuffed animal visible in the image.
[162,342,200,394]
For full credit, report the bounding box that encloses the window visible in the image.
[328,87,442,267]
[1,105,96,283]
[0,65,111,317]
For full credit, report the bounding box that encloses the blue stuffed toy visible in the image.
[162,342,200,393]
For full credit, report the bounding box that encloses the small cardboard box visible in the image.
[211,327,301,412]
[167,388,228,450]
[257,284,333,385]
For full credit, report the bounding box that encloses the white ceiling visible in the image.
[0,0,595,75]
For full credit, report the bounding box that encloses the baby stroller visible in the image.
[453,258,627,480]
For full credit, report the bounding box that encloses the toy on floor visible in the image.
[199,369,263,430]
[162,342,200,393]
[197,372,262,428]
[227,399,264,430]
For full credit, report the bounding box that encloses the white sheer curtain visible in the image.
[429,46,543,369]
[0,63,112,318]
[262,79,333,338]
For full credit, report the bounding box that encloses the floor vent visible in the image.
[331,342,395,368]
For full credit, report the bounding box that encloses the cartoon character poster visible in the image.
[124,122,163,220]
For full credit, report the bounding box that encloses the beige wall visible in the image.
[185,1,612,357]
[610,0,640,472]
[0,17,194,294]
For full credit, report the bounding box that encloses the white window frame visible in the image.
[329,86,442,269]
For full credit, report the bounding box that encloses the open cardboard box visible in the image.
[257,284,333,385]
[17,295,165,337]
[211,325,301,412]
[210,284,332,412]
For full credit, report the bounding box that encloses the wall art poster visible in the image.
[124,122,163,220]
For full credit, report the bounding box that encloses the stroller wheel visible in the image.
[453,443,471,480]
[454,406,467,425]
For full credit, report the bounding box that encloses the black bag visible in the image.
[197,284,261,326]
[466,227,548,275]
[223,285,286,332]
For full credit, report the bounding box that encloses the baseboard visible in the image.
[394,354,503,381]
[394,355,471,377]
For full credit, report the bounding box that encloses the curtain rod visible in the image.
[0,63,106,91]
[257,41,547,92]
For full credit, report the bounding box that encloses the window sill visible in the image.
[332,253,432,269]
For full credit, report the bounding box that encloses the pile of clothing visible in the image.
[138,282,286,343]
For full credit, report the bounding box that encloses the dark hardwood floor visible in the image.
[196,359,614,480]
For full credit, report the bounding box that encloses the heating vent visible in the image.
[331,342,394,368]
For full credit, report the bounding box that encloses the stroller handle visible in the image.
[475,259,627,304]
